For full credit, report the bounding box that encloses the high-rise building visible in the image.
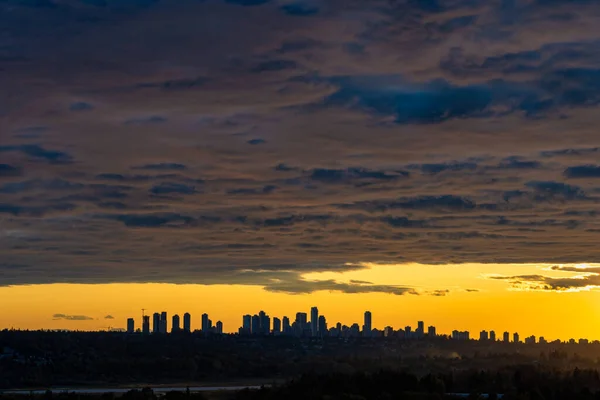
[318,315,327,336]
[242,314,252,334]
[172,314,180,333]
[259,310,270,334]
[160,311,168,334]
[525,335,536,344]
[405,326,412,338]
[311,307,319,337]
[452,330,470,340]
[295,312,308,326]
[127,318,135,334]
[427,326,436,337]
[216,321,223,334]
[183,313,191,332]
[513,332,520,343]
[251,314,260,335]
[142,315,150,334]
[273,317,281,334]
[152,313,160,333]
[282,316,291,334]
[417,321,424,337]
[539,336,547,344]
[384,326,394,337]
[503,331,510,342]
[363,311,372,336]
[479,330,489,341]
[490,330,496,341]
[201,313,210,332]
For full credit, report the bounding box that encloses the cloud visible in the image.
[564,165,600,178]
[489,265,600,292]
[309,168,409,183]
[105,213,193,227]
[150,183,197,195]
[264,278,420,296]
[524,181,585,199]
[0,164,22,178]
[5,0,600,286]
[339,195,476,212]
[69,101,94,112]
[104,315,114,319]
[53,314,94,321]
[247,138,267,145]
[132,163,187,171]
[0,144,73,163]
[124,116,168,125]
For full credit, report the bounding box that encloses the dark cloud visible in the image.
[0,164,22,178]
[0,144,73,163]
[564,165,600,178]
[69,101,94,112]
[53,314,94,321]
[132,163,187,171]
[490,266,600,292]
[150,182,197,195]
[251,59,298,73]
[412,162,477,174]
[106,213,193,227]
[280,2,320,16]
[228,185,277,195]
[497,157,541,169]
[247,138,267,145]
[104,315,114,319]
[124,116,168,125]
[4,0,600,286]
[340,195,476,212]
[525,181,585,199]
[0,203,76,217]
[264,279,419,296]
[309,168,409,183]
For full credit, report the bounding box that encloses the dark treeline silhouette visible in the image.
[3,368,600,400]
[3,330,600,389]
[232,368,600,400]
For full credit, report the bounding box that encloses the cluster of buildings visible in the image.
[238,308,435,339]
[124,307,591,345]
[126,312,223,335]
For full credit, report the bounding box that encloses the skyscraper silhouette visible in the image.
[127,318,135,334]
[160,311,168,334]
[172,314,180,333]
[311,307,319,337]
[142,315,150,334]
[363,311,372,337]
[152,313,160,333]
[183,313,191,332]
[201,313,209,332]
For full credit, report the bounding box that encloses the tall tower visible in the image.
[172,314,180,333]
[152,313,160,333]
[273,317,281,334]
[242,314,252,334]
[160,311,168,334]
[363,311,372,336]
[282,316,290,334]
[127,318,135,334]
[201,313,209,332]
[183,313,191,332]
[142,315,150,334]
[310,307,319,337]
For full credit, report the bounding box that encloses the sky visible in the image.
[2,0,600,339]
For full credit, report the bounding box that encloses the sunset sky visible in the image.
[3,0,600,340]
